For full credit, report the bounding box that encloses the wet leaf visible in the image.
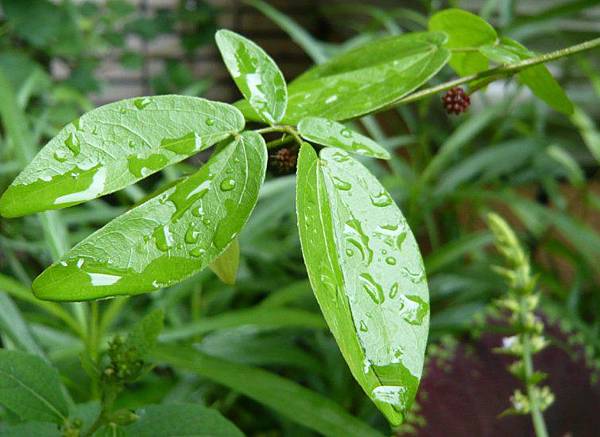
[216,29,287,125]
[237,32,449,123]
[296,144,429,425]
[298,117,390,159]
[0,350,68,423]
[428,8,497,76]
[209,238,240,285]
[32,131,267,301]
[0,96,244,217]
[480,38,574,115]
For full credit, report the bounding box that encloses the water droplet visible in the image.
[134,97,151,110]
[344,219,373,265]
[190,247,206,258]
[332,176,351,191]
[203,218,211,226]
[359,273,385,304]
[331,151,350,162]
[385,257,397,265]
[119,108,126,114]
[340,128,352,138]
[345,248,354,257]
[192,205,204,218]
[389,282,399,299]
[53,149,68,162]
[220,178,236,191]
[402,267,425,284]
[185,225,200,244]
[153,225,173,252]
[65,132,80,156]
[370,190,393,207]
[371,386,407,409]
[359,320,368,332]
[205,118,215,126]
[401,295,428,325]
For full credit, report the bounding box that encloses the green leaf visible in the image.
[0,350,69,423]
[216,29,287,124]
[152,345,384,437]
[160,307,325,342]
[480,38,574,115]
[0,96,245,217]
[298,117,390,159]
[0,293,45,358]
[428,8,497,76]
[0,422,60,437]
[236,32,449,124]
[32,131,267,301]
[127,309,164,357]
[296,144,429,425]
[124,403,243,437]
[209,238,240,285]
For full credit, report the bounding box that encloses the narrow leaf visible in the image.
[298,117,390,159]
[216,29,287,124]
[0,350,68,423]
[209,238,240,285]
[152,345,383,437]
[428,8,497,76]
[125,403,243,437]
[0,96,245,217]
[32,131,267,301]
[296,144,429,425]
[237,32,449,123]
[480,38,574,115]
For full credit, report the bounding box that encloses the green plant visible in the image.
[488,212,553,437]
[1,5,599,435]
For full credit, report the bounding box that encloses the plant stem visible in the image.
[519,297,549,437]
[389,37,600,107]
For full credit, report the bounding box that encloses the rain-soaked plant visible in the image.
[488,213,553,437]
[0,7,599,435]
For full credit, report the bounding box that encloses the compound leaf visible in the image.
[296,144,429,425]
[216,29,287,125]
[237,32,449,123]
[32,131,266,301]
[0,96,244,217]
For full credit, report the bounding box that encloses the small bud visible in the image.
[269,147,298,174]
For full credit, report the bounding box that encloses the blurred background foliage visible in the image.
[0,1,599,436]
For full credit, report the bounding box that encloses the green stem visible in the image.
[388,37,600,108]
[256,125,303,147]
[519,298,549,437]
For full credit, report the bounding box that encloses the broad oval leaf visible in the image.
[298,116,390,159]
[0,350,68,423]
[0,95,245,217]
[216,29,287,125]
[125,403,244,437]
[32,131,267,301]
[237,32,450,124]
[296,144,429,425]
[428,8,497,76]
[480,37,574,115]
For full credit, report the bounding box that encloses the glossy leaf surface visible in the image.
[237,32,449,123]
[480,38,574,115]
[296,144,429,425]
[32,131,267,301]
[0,95,244,217]
[298,117,390,159]
[0,350,68,423]
[125,404,243,437]
[428,8,497,76]
[216,29,287,124]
